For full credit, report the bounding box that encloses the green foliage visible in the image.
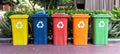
[62,0,72,4]
[109,20,120,38]
[112,6,120,19]
[108,7,120,38]
[0,17,11,37]
[46,9,111,16]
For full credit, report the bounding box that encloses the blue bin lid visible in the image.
[31,10,49,18]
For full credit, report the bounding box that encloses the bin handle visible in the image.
[78,21,85,28]
[99,21,105,27]
[57,21,64,29]
[37,21,44,28]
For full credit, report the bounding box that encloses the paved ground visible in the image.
[0,43,120,54]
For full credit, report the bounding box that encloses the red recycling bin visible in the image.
[52,13,69,45]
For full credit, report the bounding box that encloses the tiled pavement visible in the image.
[0,43,120,54]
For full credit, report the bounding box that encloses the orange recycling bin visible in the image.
[52,13,69,45]
[72,14,90,45]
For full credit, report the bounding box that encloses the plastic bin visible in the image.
[52,13,69,45]
[9,15,29,45]
[31,10,49,44]
[92,14,111,45]
[72,14,90,45]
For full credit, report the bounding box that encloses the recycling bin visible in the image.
[92,14,111,45]
[9,15,29,45]
[52,13,69,45]
[31,10,49,44]
[72,14,90,45]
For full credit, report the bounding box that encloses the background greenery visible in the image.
[108,7,120,38]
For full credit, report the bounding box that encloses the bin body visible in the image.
[52,13,69,45]
[72,14,90,45]
[32,13,48,44]
[10,15,29,45]
[93,14,110,45]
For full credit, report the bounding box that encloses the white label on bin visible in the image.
[37,21,44,28]
[78,21,85,28]
[16,22,23,29]
[99,21,105,27]
[57,21,64,29]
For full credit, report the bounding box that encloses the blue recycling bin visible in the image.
[31,10,49,44]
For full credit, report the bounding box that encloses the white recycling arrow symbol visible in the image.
[16,22,23,29]
[37,21,44,28]
[57,21,64,29]
[78,21,85,28]
[99,21,105,27]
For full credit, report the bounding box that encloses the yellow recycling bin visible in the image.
[9,15,29,45]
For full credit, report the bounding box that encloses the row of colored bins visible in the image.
[9,11,111,45]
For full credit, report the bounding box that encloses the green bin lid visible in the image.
[93,14,111,18]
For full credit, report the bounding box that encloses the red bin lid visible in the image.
[52,13,69,18]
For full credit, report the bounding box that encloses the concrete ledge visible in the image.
[0,38,11,43]
[108,38,120,43]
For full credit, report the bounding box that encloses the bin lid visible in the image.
[9,15,29,19]
[93,14,111,18]
[52,13,69,18]
[72,14,90,18]
[31,10,49,18]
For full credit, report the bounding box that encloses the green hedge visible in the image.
[46,9,111,15]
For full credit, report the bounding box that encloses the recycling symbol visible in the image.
[99,21,105,27]
[57,21,64,29]
[37,21,44,28]
[16,22,23,29]
[78,21,85,28]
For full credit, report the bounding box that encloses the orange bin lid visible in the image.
[72,14,90,18]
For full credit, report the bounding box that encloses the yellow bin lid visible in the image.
[9,15,29,19]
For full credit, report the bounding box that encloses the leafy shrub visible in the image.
[109,20,120,38]
[108,7,120,38]
[46,9,110,15]
[112,6,120,19]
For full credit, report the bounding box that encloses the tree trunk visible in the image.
[73,0,77,9]
[48,0,53,9]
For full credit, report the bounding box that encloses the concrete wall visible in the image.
[85,0,115,11]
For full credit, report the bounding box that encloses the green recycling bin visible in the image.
[92,14,111,45]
